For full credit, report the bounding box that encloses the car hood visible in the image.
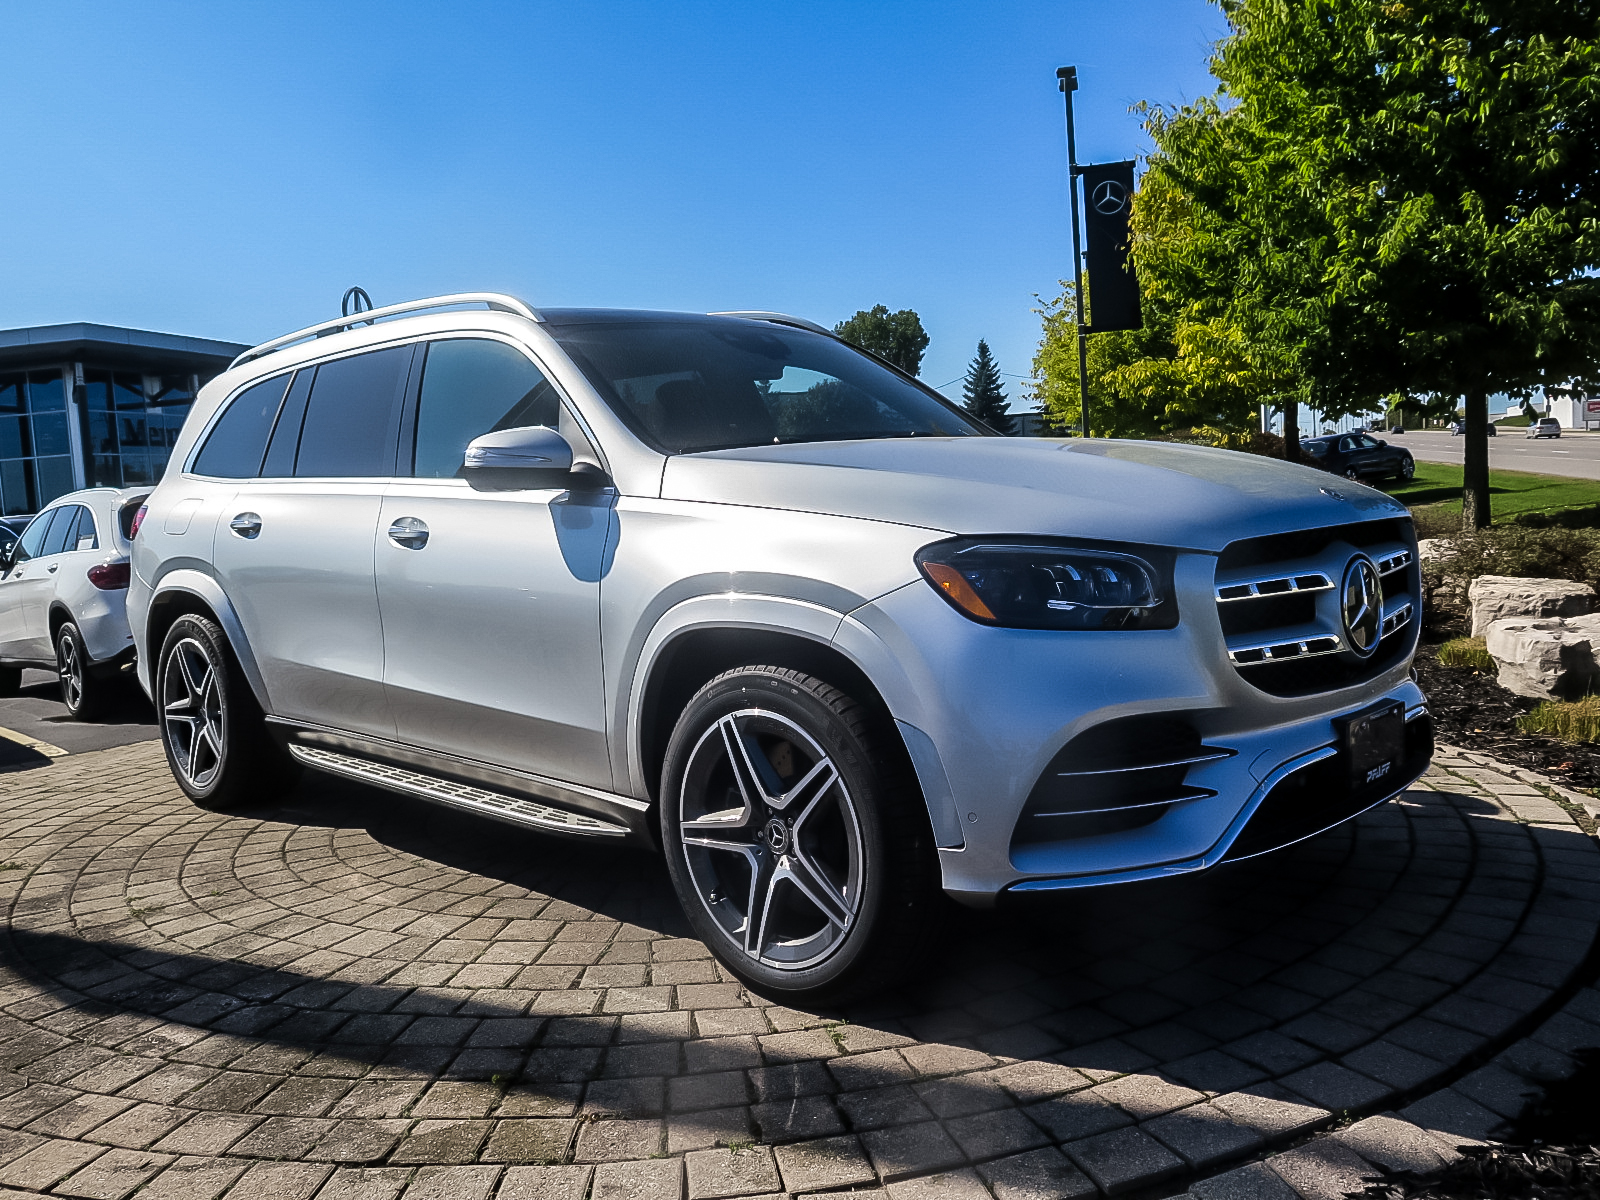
[660,437,1410,553]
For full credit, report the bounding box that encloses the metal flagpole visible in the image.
[1058,66,1089,438]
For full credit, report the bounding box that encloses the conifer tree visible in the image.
[962,340,1016,434]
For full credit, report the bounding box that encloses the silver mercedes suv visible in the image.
[128,293,1431,1000]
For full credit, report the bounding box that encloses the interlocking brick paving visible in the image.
[0,740,1594,1198]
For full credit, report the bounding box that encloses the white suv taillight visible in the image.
[129,505,148,539]
[88,562,131,590]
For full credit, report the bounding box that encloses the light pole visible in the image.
[1058,66,1090,438]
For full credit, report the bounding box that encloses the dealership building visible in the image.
[0,322,247,517]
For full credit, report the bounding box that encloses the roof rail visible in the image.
[709,310,833,337]
[230,292,541,368]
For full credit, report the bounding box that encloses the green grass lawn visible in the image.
[1384,460,1600,523]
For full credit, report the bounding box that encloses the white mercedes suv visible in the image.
[128,294,1431,1000]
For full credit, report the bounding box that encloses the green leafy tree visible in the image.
[834,305,930,376]
[1132,0,1600,527]
[960,340,1017,434]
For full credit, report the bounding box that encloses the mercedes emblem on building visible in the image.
[1341,556,1383,656]
[1091,179,1129,215]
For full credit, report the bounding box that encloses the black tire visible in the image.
[156,614,299,810]
[1344,467,1361,480]
[55,622,105,721]
[1396,457,1415,482]
[0,667,19,696]
[659,665,939,1003]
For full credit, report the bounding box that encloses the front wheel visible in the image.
[1397,457,1415,481]
[56,622,106,720]
[659,666,938,1002]
[157,614,298,810]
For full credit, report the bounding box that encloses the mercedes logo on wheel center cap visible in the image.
[1341,556,1383,657]
[1091,179,1129,215]
[765,818,789,854]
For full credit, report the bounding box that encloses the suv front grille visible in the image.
[1215,518,1420,696]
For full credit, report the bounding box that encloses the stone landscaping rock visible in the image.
[1484,616,1599,699]
[1468,575,1597,637]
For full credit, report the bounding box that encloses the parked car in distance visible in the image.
[0,488,148,717]
[1448,421,1497,436]
[1299,432,1416,483]
[1527,418,1561,438]
[129,293,1431,1001]
[1389,425,1405,434]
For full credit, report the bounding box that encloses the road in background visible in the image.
[1396,429,1600,480]
[0,669,156,768]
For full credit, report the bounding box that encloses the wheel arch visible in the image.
[143,570,271,711]
[630,617,913,820]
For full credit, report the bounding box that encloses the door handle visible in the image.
[230,513,262,539]
[387,516,429,550]
[47,564,58,573]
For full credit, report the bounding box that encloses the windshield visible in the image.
[547,316,989,453]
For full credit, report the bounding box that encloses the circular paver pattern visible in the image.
[0,740,1595,1200]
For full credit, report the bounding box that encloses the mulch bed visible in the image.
[1359,1050,1600,1200]
[1415,639,1600,793]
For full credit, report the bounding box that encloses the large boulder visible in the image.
[1484,616,1599,699]
[1469,575,1597,637]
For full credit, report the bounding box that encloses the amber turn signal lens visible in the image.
[921,562,996,621]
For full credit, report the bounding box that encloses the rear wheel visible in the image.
[55,622,105,720]
[1344,467,1361,480]
[1396,457,1415,481]
[659,665,939,1002]
[157,614,298,810]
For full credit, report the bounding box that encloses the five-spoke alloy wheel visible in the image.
[660,665,937,1001]
[55,621,104,721]
[157,613,297,809]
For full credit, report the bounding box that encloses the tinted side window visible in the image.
[261,370,313,478]
[294,347,411,478]
[14,509,57,562]
[193,374,292,478]
[71,507,98,551]
[412,340,560,478]
[40,507,77,556]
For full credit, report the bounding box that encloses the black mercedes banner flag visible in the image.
[1079,160,1141,333]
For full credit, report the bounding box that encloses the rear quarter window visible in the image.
[193,373,293,478]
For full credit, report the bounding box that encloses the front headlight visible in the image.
[915,538,1177,630]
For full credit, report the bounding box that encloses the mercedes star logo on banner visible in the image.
[1091,179,1129,215]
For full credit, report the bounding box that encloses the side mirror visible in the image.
[1377,439,1387,446]
[463,426,611,491]
[464,425,573,490]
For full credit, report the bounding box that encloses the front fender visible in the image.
[137,567,272,711]
[621,592,845,796]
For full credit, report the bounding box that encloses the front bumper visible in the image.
[834,549,1430,905]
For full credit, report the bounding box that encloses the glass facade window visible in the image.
[82,370,196,489]
[0,369,74,515]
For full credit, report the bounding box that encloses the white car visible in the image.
[1527,417,1561,438]
[0,487,148,718]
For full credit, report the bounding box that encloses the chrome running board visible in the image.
[289,744,629,838]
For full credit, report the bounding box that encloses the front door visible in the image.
[0,508,63,661]
[374,336,613,789]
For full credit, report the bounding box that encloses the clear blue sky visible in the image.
[2,1,1227,407]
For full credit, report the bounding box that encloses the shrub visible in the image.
[1436,637,1495,671]
[1518,695,1600,743]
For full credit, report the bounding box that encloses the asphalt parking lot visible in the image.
[0,669,156,770]
[0,738,1596,1200]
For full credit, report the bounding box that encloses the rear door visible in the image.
[207,349,413,737]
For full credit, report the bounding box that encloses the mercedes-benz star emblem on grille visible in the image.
[1091,179,1129,214]
[1341,556,1383,656]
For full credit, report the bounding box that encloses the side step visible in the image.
[289,744,629,838]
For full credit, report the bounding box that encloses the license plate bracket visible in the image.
[1335,700,1406,791]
